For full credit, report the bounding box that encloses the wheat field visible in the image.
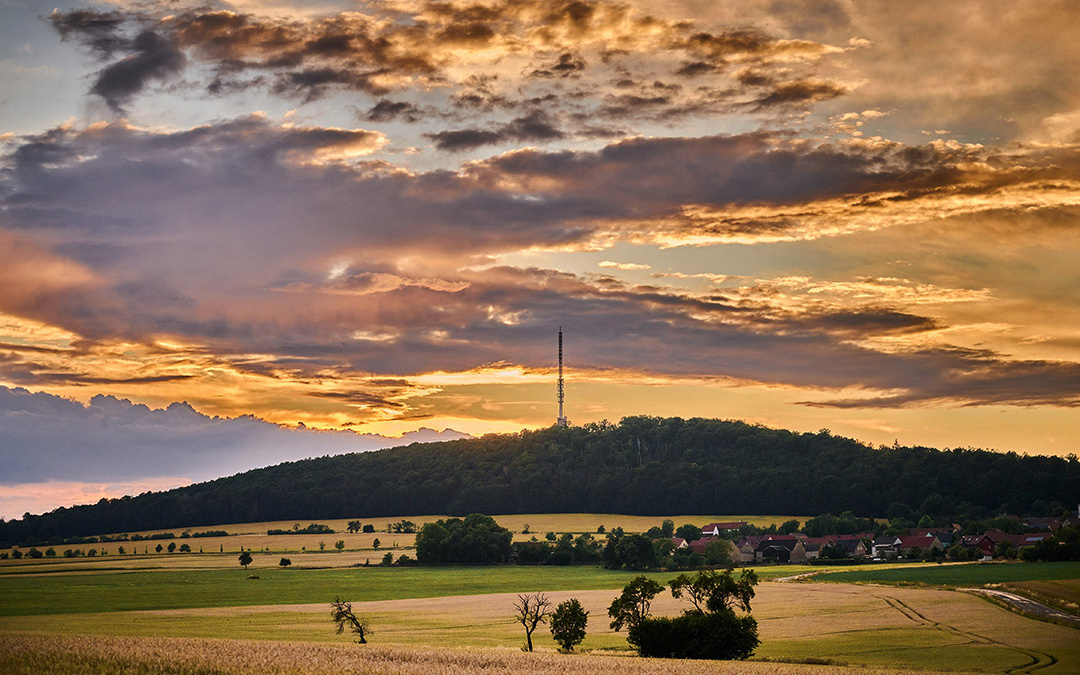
[0,633,957,675]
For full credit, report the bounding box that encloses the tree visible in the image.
[331,596,371,643]
[669,569,759,614]
[167,542,176,553]
[238,551,252,569]
[675,524,701,542]
[705,539,734,567]
[608,575,664,632]
[279,557,292,569]
[347,520,362,534]
[179,543,191,553]
[514,592,552,652]
[372,538,381,550]
[362,524,375,533]
[550,598,589,652]
[630,568,760,660]
[661,519,675,538]
[335,540,345,551]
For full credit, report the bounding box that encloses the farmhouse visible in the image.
[700,521,748,537]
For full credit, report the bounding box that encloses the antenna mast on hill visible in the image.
[556,327,568,427]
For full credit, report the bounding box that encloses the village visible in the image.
[672,514,1080,565]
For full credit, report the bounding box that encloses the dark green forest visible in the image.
[2,417,1078,547]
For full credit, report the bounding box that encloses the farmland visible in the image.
[2,515,1079,674]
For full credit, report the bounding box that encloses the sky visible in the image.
[1,0,1079,519]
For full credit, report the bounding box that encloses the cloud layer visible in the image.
[0,0,1078,515]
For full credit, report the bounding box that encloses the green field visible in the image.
[820,561,1080,587]
[0,563,821,617]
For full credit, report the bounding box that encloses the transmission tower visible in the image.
[556,327,568,427]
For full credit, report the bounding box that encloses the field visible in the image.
[0,513,802,561]
[0,634,961,675]
[3,516,1078,674]
[820,561,1080,587]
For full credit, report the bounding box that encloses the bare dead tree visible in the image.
[513,592,553,652]
[331,596,372,644]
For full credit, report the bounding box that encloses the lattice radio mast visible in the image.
[556,327,568,427]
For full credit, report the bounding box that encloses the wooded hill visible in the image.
[3,416,1078,547]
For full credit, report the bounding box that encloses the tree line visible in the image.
[2,416,1077,546]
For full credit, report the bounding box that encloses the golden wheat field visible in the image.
[0,633,959,675]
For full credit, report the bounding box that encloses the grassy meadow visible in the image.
[3,515,1079,674]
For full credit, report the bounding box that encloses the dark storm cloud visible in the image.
[364,99,424,123]
[89,30,186,113]
[49,8,129,57]
[426,111,565,151]
[530,52,587,78]
[754,79,847,108]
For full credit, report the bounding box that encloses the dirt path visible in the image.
[965,588,1080,629]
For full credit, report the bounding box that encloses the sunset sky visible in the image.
[2,0,1079,518]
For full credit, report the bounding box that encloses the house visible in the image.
[671,537,689,550]
[896,535,943,557]
[735,536,763,564]
[754,535,800,563]
[688,536,718,555]
[873,536,902,559]
[700,522,748,537]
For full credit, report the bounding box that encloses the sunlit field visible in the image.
[3,515,1077,673]
[0,514,804,561]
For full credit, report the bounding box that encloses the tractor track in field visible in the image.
[879,595,1057,674]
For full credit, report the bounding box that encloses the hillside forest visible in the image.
[2,416,1077,547]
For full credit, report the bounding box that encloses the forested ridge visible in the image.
[3,417,1078,547]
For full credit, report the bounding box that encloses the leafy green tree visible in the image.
[669,569,759,614]
[608,575,664,632]
[372,538,381,550]
[381,552,393,566]
[335,540,345,551]
[778,519,800,535]
[45,548,56,557]
[331,597,371,643]
[347,520,361,534]
[613,533,657,570]
[675,524,701,541]
[415,514,512,564]
[705,539,734,566]
[661,520,675,538]
[550,598,589,652]
[513,592,552,652]
[628,568,760,660]
[179,543,191,553]
[362,524,375,533]
[279,557,292,569]
[238,550,252,569]
[167,542,176,553]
